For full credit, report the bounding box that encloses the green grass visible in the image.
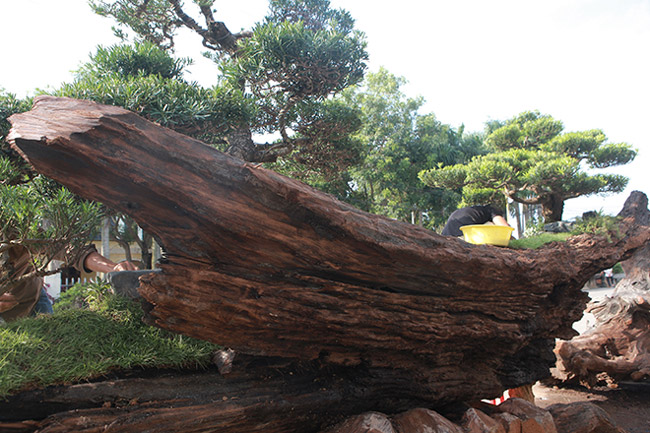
[509,232,571,249]
[570,213,622,241]
[0,281,219,398]
[510,212,623,249]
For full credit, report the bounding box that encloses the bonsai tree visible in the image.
[88,0,368,183]
[419,111,636,222]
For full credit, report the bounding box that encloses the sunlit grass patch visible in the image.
[509,232,571,249]
[0,281,218,399]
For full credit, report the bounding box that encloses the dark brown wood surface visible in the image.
[7,96,650,432]
[554,239,650,386]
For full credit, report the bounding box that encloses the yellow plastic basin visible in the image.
[459,224,514,246]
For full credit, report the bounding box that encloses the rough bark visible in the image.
[6,96,650,432]
[539,193,565,223]
[553,201,650,386]
[0,357,435,433]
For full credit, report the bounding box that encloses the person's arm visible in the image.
[83,251,138,274]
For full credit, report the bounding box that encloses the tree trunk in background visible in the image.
[540,193,565,223]
[7,96,650,432]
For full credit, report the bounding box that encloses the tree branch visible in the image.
[167,0,241,54]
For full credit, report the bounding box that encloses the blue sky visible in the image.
[1,0,648,219]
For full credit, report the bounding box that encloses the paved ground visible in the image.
[536,284,650,433]
[534,381,650,433]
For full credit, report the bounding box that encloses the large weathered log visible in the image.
[0,356,437,433]
[7,96,650,431]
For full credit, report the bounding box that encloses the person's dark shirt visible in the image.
[441,205,503,237]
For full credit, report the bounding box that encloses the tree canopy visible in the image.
[419,111,637,222]
[342,69,485,228]
[89,0,368,178]
[56,41,253,147]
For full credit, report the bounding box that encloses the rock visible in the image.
[543,221,573,233]
[392,407,464,433]
[497,398,557,433]
[212,348,236,374]
[547,402,624,433]
[461,408,506,433]
[492,412,523,433]
[107,269,159,299]
[322,412,396,433]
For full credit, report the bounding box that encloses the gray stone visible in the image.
[321,412,396,433]
[543,222,574,233]
[107,269,160,299]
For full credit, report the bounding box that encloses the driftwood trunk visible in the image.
[6,96,650,432]
[554,203,650,386]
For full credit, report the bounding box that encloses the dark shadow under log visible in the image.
[6,96,650,432]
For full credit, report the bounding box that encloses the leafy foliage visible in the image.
[0,91,33,180]
[341,69,486,228]
[76,40,192,80]
[266,0,355,33]
[0,175,103,295]
[508,211,622,249]
[56,41,254,147]
[267,98,364,182]
[1,90,104,291]
[0,280,218,398]
[90,0,180,50]
[570,211,622,241]
[233,20,366,102]
[89,0,368,174]
[420,110,636,222]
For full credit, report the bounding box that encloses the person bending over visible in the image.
[441,205,510,237]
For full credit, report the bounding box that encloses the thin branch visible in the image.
[166,0,241,54]
[274,94,302,152]
[168,0,210,38]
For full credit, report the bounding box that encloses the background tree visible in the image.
[89,0,368,177]
[0,92,32,181]
[342,69,485,228]
[419,111,636,222]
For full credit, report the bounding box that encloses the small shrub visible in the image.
[570,211,622,241]
[54,279,111,311]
